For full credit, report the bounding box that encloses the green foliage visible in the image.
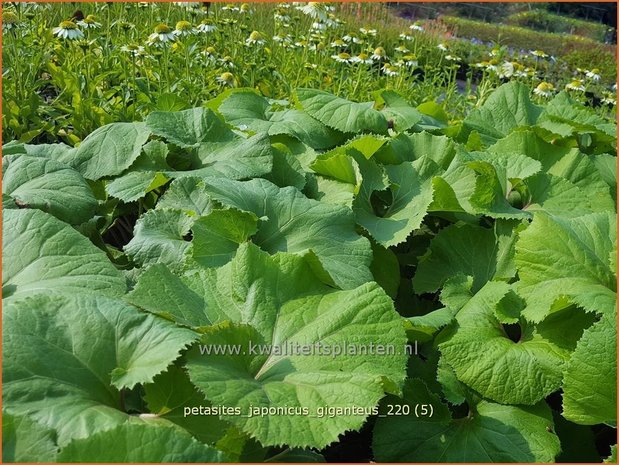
[505,10,612,43]
[2,82,616,462]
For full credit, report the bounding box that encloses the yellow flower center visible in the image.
[59,20,77,30]
[85,15,97,23]
[3,11,18,24]
[154,23,171,34]
[373,47,385,57]
[249,31,262,41]
[176,20,192,31]
[220,72,234,82]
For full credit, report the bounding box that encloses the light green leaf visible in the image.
[218,90,344,149]
[464,82,542,145]
[3,293,196,445]
[2,155,97,224]
[354,157,435,246]
[187,133,273,180]
[145,107,233,148]
[370,241,400,299]
[295,88,388,135]
[144,366,228,444]
[106,171,168,203]
[201,177,373,289]
[563,314,617,425]
[489,131,615,212]
[72,122,151,180]
[2,209,126,300]
[373,378,560,462]
[605,445,618,463]
[515,212,617,322]
[185,243,407,448]
[106,140,170,202]
[57,423,225,462]
[2,412,58,463]
[413,223,513,294]
[124,209,194,270]
[192,208,259,267]
[439,281,570,404]
[127,264,214,327]
[375,90,422,132]
[156,177,214,215]
[310,135,387,187]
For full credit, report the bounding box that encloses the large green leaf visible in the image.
[184,243,407,448]
[200,177,373,289]
[2,209,126,300]
[106,140,170,202]
[218,90,344,149]
[563,314,617,425]
[354,157,435,246]
[375,90,423,132]
[187,133,273,180]
[144,366,228,444]
[295,88,388,135]
[145,107,233,148]
[373,379,560,462]
[515,212,617,322]
[439,281,570,405]
[3,293,197,445]
[2,412,58,463]
[489,131,615,212]
[464,82,542,145]
[72,122,151,180]
[413,222,517,294]
[156,177,214,215]
[191,208,259,267]
[124,209,194,270]
[58,423,225,462]
[2,155,97,224]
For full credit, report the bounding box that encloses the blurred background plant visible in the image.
[2,1,615,145]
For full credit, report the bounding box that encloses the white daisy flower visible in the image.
[530,49,548,58]
[533,82,555,98]
[359,27,377,36]
[445,54,460,62]
[351,52,373,64]
[403,54,418,67]
[601,91,616,106]
[585,68,601,81]
[298,2,328,21]
[245,30,265,46]
[498,61,514,78]
[121,43,145,56]
[216,72,235,86]
[53,20,84,40]
[371,46,387,60]
[173,2,200,8]
[77,14,101,29]
[2,11,19,31]
[410,22,424,31]
[148,23,175,45]
[437,43,448,52]
[565,80,585,92]
[382,63,399,77]
[196,19,217,33]
[174,20,195,36]
[399,33,413,41]
[331,52,352,63]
